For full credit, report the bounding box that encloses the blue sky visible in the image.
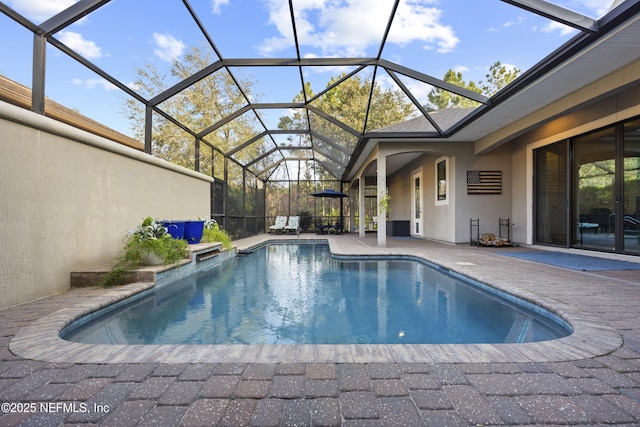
[0,0,617,137]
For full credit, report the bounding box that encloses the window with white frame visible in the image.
[435,156,449,205]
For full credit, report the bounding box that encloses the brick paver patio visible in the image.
[1,234,639,426]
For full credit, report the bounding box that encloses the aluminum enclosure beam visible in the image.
[39,0,110,36]
[0,2,39,32]
[379,60,490,104]
[501,0,597,33]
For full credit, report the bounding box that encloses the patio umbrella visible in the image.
[310,189,348,198]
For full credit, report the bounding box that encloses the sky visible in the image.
[0,0,618,138]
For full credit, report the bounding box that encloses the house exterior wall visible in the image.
[471,59,640,246]
[424,153,456,242]
[387,169,410,221]
[385,143,513,244]
[453,144,513,243]
[383,63,640,247]
[509,81,640,245]
[345,62,640,249]
[0,102,212,308]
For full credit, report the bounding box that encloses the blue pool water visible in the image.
[62,244,571,345]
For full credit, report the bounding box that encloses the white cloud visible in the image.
[453,65,469,74]
[59,31,102,59]
[211,0,230,14]
[126,81,141,91]
[71,77,117,91]
[540,20,578,36]
[573,0,615,18]
[489,14,525,31]
[9,0,76,22]
[260,0,458,56]
[499,62,518,72]
[388,0,459,53]
[404,79,433,101]
[260,0,297,55]
[503,15,525,28]
[153,33,186,62]
[374,73,396,91]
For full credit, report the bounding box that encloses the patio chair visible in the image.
[285,216,300,236]
[269,216,287,233]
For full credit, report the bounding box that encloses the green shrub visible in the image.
[201,219,233,249]
[100,216,188,287]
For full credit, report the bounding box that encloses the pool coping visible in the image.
[9,235,623,364]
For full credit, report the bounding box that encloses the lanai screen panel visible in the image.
[0,0,625,182]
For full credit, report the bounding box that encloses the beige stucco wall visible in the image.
[340,66,640,248]
[384,142,513,244]
[0,101,212,308]
[422,154,452,241]
[453,144,513,243]
[507,82,640,245]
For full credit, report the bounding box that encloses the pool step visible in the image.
[505,317,532,343]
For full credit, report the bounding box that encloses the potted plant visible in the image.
[129,216,188,264]
[100,216,188,287]
[183,219,206,244]
[379,193,391,215]
[159,220,186,240]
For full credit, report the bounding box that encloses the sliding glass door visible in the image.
[534,117,640,255]
[535,141,568,246]
[573,128,616,251]
[624,120,640,254]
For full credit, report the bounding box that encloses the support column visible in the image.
[31,33,46,114]
[349,186,355,234]
[377,151,387,247]
[144,106,153,154]
[359,177,366,238]
[194,136,200,172]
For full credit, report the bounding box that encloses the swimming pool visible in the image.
[62,243,571,345]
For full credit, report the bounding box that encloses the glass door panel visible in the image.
[411,171,423,236]
[535,141,568,245]
[573,128,616,251]
[624,120,640,254]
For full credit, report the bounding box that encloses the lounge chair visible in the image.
[285,216,300,236]
[269,216,287,233]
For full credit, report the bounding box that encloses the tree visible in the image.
[277,73,415,180]
[270,72,416,219]
[428,62,521,110]
[313,73,415,133]
[428,69,482,110]
[480,61,521,96]
[123,46,259,172]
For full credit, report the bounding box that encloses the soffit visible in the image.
[456,10,640,149]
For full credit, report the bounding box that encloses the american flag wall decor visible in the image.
[466,171,502,194]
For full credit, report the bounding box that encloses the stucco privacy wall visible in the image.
[0,101,212,308]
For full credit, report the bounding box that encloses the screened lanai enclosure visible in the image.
[1,0,635,238]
